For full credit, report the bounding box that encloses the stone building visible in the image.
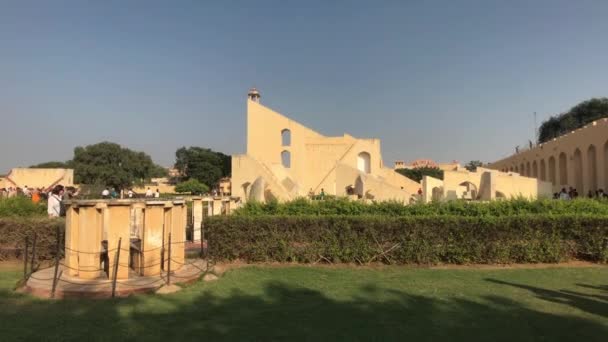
[231,89,420,203]
[487,118,608,194]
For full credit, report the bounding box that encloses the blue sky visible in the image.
[1,0,607,172]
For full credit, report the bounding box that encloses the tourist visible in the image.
[31,189,41,204]
[417,188,423,196]
[320,188,325,200]
[23,185,31,197]
[127,189,134,198]
[308,188,315,199]
[0,188,6,198]
[101,188,110,199]
[145,187,153,198]
[154,189,160,198]
[110,188,118,199]
[597,189,606,199]
[47,185,65,217]
[559,188,570,200]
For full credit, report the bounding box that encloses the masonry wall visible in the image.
[487,118,608,194]
[1,168,74,189]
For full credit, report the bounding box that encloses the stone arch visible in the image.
[520,163,525,175]
[559,152,567,185]
[281,150,291,168]
[515,166,519,173]
[431,186,443,202]
[281,129,291,146]
[532,161,538,178]
[548,156,556,185]
[573,148,583,192]
[459,181,477,200]
[357,152,371,173]
[539,159,546,181]
[525,162,531,177]
[587,145,598,192]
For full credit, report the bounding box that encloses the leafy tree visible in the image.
[465,160,483,172]
[396,167,443,183]
[174,179,209,194]
[150,164,169,178]
[30,161,71,168]
[71,142,158,189]
[538,97,608,143]
[174,147,231,188]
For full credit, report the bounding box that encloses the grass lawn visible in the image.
[0,264,607,341]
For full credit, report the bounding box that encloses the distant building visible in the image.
[394,159,461,172]
[218,177,231,196]
[0,168,74,190]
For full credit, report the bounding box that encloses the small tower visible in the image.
[248,87,260,103]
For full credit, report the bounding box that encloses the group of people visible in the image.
[308,188,326,200]
[554,187,607,200]
[100,187,160,199]
[0,185,46,203]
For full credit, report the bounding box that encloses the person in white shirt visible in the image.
[23,186,31,197]
[127,189,134,198]
[101,188,110,198]
[47,185,65,217]
[154,189,160,198]
[145,188,153,197]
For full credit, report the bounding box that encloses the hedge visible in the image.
[0,218,64,261]
[233,197,608,217]
[205,215,608,264]
[0,197,47,218]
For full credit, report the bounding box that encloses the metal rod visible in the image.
[167,232,172,285]
[111,238,122,298]
[30,233,37,275]
[51,225,61,299]
[23,236,29,281]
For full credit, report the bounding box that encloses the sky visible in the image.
[1,0,608,172]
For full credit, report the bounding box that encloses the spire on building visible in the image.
[248,87,261,103]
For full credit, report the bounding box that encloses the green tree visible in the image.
[174,147,230,188]
[174,179,209,194]
[30,161,71,168]
[538,97,608,143]
[396,167,443,183]
[465,160,483,172]
[71,142,158,189]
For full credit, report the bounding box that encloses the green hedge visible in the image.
[233,198,608,217]
[0,218,64,261]
[0,197,47,218]
[205,215,608,264]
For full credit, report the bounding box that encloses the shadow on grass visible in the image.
[0,280,607,341]
[485,279,608,318]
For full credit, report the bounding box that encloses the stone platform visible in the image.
[24,259,209,299]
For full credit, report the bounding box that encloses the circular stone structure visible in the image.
[23,199,206,299]
[25,260,207,299]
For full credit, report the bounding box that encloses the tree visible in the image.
[465,160,483,172]
[538,97,608,143]
[71,142,158,189]
[174,179,209,194]
[174,147,231,188]
[150,164,169,178]
[396,167,443,183]
[30,161,71,168]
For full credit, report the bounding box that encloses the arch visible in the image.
[509,166,514,172]
[539,159,546,181]
[515,166,519,173]
[605,140,608,189]
[558,152,567,185]
[525,162,531,177]
[548,156,556,185]
[281,150,291,168]
[357,152,371,173]
[431,186,443,202]
[459,181,477,200]
[573,148,583,192]
[520,163,525,175]
[587,145,597,192]
[532,161,538,178]
[281,129,291,146]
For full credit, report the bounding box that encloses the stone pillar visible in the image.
[76,203,104,279]
[64,203,80,277]
[106,203,131,280]
[170,201,186,271]
[130,203,145,240]
[141,202,165,276]
[212,198,222,216]
[162,202,174,271]
[191,197,203,241]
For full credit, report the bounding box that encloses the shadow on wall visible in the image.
[0,276,606,340]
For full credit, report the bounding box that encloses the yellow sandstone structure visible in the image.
[487,118,608,194]
[0,168,74,189]
[231,89,421,203]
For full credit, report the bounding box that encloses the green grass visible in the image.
[1,265,607,341]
